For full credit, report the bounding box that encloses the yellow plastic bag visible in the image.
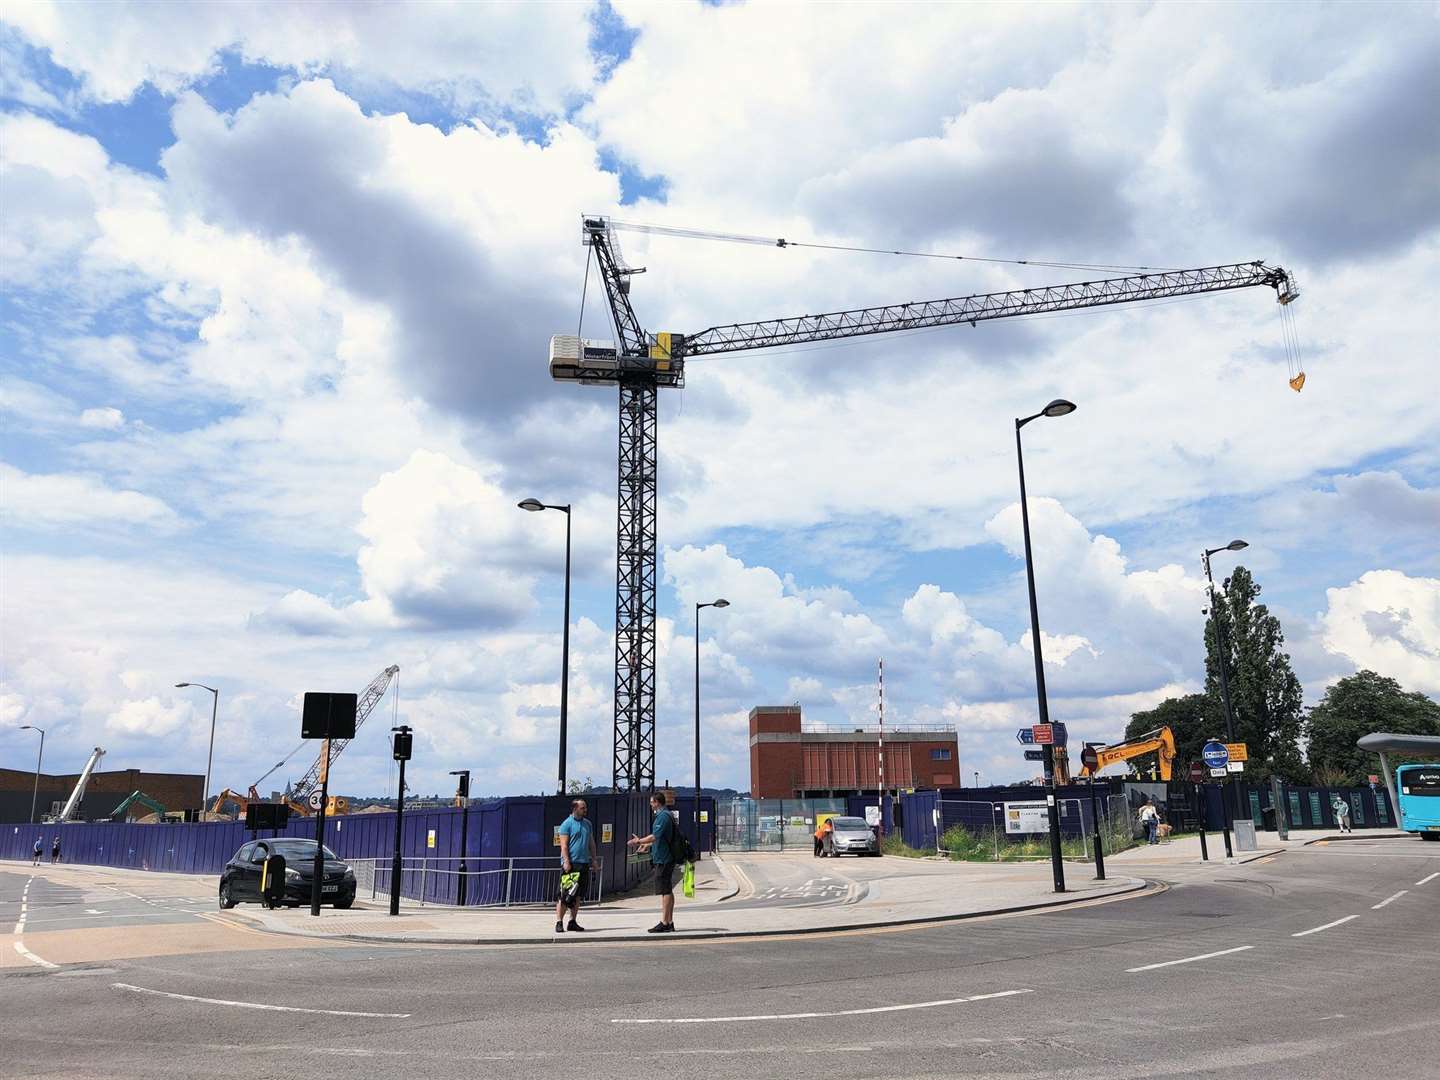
[682,861,695,899]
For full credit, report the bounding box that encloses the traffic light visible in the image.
[392,726,412,761]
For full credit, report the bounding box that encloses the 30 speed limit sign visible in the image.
[307,791,323,811]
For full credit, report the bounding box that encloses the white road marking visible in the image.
[1372,890,1408,909]
[111,983,412,1018]
[611,988,1032,1024]
[1416,872,1439,886]
[13,941,59,970]
[1291,915,1360,937]
[1125,945,1254,972]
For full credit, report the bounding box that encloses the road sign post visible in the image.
[1204,740,1233,858]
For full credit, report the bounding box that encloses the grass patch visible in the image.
[938,825,1136,862]
[880,833,934,859]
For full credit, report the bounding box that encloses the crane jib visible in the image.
[682,263,1293,357]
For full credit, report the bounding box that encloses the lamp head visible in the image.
[1226,539,1249,551]
[517,498,545,512]
[175,682,190,688]
[1042,399,1077,418]
[712,598,730,609]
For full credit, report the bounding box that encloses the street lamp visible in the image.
[1015,398,1076,894]
[519,498,573,795]
[19,725,45,824]
[175,683,219,817]
[1203,539,1249,829]
[695,599,730,855]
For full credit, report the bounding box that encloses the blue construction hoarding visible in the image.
[0,792,714,905]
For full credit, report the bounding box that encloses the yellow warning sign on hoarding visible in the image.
[1224,743,1249,762]
[601,823,613,843]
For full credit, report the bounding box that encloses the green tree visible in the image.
[1125,694,1211,777]
[1204,565,1306,781]
[1304,671,1440,785]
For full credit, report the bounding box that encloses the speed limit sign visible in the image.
[307,791,323,811]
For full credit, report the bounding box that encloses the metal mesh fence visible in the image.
[933,793,1134,862]
[716,798,848,852]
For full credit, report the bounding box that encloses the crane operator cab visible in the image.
[549,333,685,386]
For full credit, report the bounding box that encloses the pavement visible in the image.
[225,851,1148,943]
[4,831,1437,1079]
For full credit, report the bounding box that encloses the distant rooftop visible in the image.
[801,723,956,735]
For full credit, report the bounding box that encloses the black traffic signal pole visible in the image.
[389,726,412,917]
[1196,782,1210,861]
[451,769,470,906]
[1088,777,1105,880]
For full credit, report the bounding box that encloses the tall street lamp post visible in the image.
[175,683,219,817]
[694,599,730,855]
[519,499,573,795]
[1015,397,1077,894]
[19,725,45,824]
[1204,539,1249,827]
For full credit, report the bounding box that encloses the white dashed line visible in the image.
[1416,872,1439,886]
[611,988,1033,1024]
[14,941,59,970]
[1371,890,1408,909]
[1126,945,1254,972]
[1291,915,1360,937]
[111,983,412,1018]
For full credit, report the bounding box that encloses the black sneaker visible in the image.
[555,920,565,933]
[647,922,668,933]
[661,923,675,933]
[567,920,585,932]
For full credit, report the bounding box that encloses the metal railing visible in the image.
[350,856,605,908]
[935,795,1134,862]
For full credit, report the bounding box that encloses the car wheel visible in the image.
[1421,832,1439,842]
[332,897,354,909]
[218,879,236,909]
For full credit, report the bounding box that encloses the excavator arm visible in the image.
[1080,727,1177,782]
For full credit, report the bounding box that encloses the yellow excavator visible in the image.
[1077,727,1177,782]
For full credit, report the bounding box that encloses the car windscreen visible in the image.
[831,818,869,829]
[264,840,338,860]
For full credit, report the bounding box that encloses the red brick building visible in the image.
[0,767,203,822]
[748,705,959,798]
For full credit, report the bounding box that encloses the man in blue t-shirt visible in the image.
[555,799,596,934]
[627,791,678,933]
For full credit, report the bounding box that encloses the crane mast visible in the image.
[555,216,1297,792]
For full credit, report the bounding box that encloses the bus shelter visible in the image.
[1356,732,1440,829]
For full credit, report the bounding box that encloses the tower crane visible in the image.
[550,216,1300,791]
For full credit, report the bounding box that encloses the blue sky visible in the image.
[2,2,1437,802]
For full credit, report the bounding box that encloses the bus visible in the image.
[1395,763,1440,840]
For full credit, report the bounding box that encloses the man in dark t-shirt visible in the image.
[627,792,677,933]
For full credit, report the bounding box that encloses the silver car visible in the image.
[825,816,881,857]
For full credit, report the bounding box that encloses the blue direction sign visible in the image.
[1016,728,1036,745]
[1052,721,1068,748]
[1023,748,1046,762]
[1202,740,1230,769]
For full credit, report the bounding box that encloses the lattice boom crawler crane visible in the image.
[550,216,1300,792]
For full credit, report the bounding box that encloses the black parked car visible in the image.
[219,837,355,909]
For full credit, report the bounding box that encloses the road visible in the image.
[3,835,1437,1079]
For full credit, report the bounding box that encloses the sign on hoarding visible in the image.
[1003,801,1051,835]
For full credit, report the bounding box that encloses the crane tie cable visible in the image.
[602,218,1185,274]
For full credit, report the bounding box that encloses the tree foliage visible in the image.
[1125,694,1210,777]
[1204,565,1306,781]
[1304,670,1440,785]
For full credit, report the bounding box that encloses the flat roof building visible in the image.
[749,705,959,799]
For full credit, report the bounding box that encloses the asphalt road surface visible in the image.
[3,835,1437,1080]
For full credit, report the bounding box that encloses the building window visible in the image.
[931,748,952,761]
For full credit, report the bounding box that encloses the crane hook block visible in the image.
[1288,372,1306,392]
